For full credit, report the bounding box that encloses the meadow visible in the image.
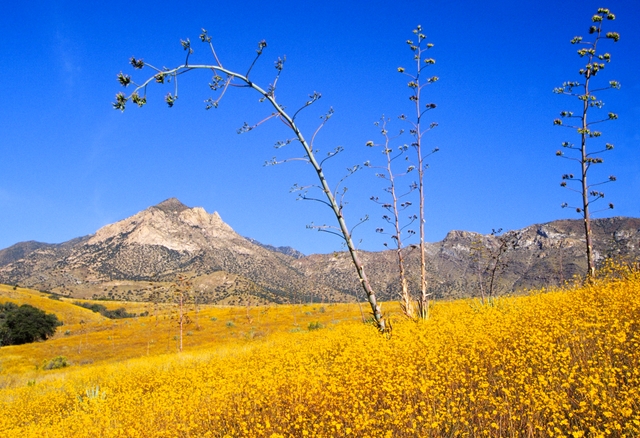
[0,264,639,437]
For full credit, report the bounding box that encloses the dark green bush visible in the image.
[72,301,136,319]
[0,302,62,346]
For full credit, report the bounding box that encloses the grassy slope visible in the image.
[0,285,107,325]
[1,266,639,437]
[0,284,368,376]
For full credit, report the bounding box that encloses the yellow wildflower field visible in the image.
[1,265,639,437]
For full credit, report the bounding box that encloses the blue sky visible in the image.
[1,0,638,255]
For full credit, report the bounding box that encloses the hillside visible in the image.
[1,198,638,303]
[0,267,638,436]
[0,284,365,376]
[0,199,349,304]
[287,216,640,299]
[0,284,107,326]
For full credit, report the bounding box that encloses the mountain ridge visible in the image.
[1,198,638,303]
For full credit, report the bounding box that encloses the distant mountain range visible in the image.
[1,198,638,304]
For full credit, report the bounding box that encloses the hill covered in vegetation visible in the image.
[1,199,639,305]
[1,264,638,436]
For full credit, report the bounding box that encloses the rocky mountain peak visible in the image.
[87,199,236,252]
[443,230,481,242]
[152,198,190,215]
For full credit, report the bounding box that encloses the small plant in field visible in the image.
[72,301,136,319]
[554,8,620,278]
[307,321,323,331]
[225,321,235,328]
[77,385,106,403]
[41,356,69,370]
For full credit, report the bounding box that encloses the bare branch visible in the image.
[306,223,347,241]
[310,107,334,150]
[350,215,370,236]
[246,40,267,78]
[320,146,344,167]
[298,193,333,209]
[292,92,322,121]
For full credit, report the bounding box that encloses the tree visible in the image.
[366,117,418,319]
[114,31,386,331]
[397,25,439,319]
[470,229,518,305]
[0,302,18,345]
[365,26,438,321]
[171,274,193,352]
[0,302,62,346]
[553,8,620,278]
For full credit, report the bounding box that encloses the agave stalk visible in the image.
[398,26,439,319]
[114,33,386,331]
[554,9,619,279]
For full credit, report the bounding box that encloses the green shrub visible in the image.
[42,356,69,370]
[0,302,62,346]
[72,301,136,319]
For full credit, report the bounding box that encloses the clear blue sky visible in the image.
[1,1,638,255]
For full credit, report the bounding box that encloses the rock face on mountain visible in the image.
[0,198,638,303]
